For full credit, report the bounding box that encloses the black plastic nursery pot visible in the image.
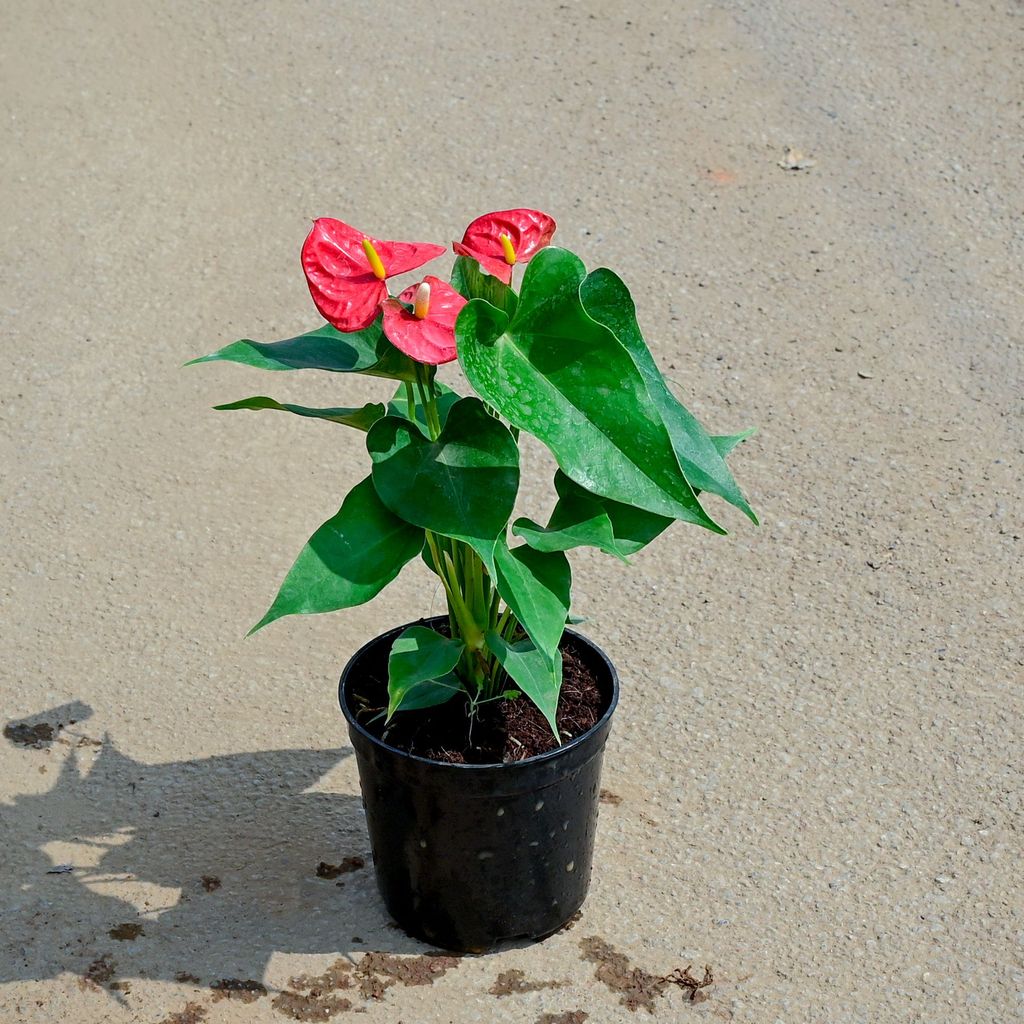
[338,616,619,953]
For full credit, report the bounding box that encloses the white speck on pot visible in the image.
[566,861,575,872]
[529,841,539,847]
[478,850,494,860]
[562,821,569,831]
[496,807,504,816]
[535,799,544,810]
[419,839,427,848]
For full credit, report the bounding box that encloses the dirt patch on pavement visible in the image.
[315,858,365,879]
[489,968,566,996]
[210,978,268,1003]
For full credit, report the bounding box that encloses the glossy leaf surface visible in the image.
[188,321,416,381]
[214,396,385,432]
[250,476,423,633]
[450,255,518,316]
[486,632,562,741]
[492,538,571,662]
[456,247,723,531]
[387,625,466,719]
[514,431,756,559]
[515,472,670,559]
[580,267,757,524]
[366,397,519,562]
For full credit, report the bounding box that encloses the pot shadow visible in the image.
[1,703,434,996]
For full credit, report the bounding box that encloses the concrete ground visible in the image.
[2,1,1020,1021]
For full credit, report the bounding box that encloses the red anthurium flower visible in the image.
[381,275,467,365]
[302,218,446,332]
[453,208,557,285]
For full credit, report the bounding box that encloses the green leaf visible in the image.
[518,471,673,559]
[515,430,755,560]
[366,397,519,565]
[214,396,386,431]
[512,487,628,563]
[712,428,757,458]
[450,255,518,316]
[187,321,417,381]
[492,538,571,662]
[250,476,424,633]
[386,381,463,433]
[456,247,723,532]
[486,632,562,742]
[579,267,757,524]
[387,626,466,719]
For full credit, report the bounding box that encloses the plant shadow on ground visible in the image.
[0,703,435,999]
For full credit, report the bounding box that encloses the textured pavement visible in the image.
[1,1,1021,1021]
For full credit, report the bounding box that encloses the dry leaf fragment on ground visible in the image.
[778,146,816,170]
[666,964,715,1002]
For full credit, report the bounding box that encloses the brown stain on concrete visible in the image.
[210,978,268,1003]
[489,968,566,996]
[580,936,667,1012]
[80,955,115,989]
[270,951,460,1018]
[315,857,365,879]
[159,1003,208,1024]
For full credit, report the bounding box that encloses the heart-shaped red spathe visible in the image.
[302,218,446,332]
[453,208,557,285]
[381,275,468,365]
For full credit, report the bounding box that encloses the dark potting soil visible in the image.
[349,632,605,764]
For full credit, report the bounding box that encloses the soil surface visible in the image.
[351,631,606,763]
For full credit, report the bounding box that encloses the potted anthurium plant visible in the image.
[190,208,756,952]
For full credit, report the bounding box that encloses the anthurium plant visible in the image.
[190,209,756,741]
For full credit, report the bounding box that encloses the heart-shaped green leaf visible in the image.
[579,267,757,524]
[187,321,417,381]
[486,632,562,741]
[214,396,386,431]
[456,247,722,532]
[250,476,423,633]
[492,538,571,663]
[366,397,519,563]
[387,625,466,720]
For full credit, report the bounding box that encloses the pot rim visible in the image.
[338,616,619,773]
